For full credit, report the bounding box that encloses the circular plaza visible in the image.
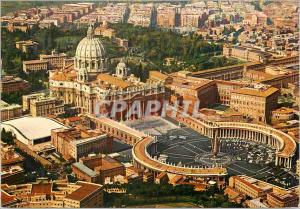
[128,116,298,187]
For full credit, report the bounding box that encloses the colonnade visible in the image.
[170,110,295,169]
[217,127,292,168]
[218,128,280,150]
[276,155,292,169]
[86,111,295,171]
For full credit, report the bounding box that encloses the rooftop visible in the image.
[79,155,124,172]
[23,59,48,64]
[2,116,67,141]
[1,180,102,204]
[31,183,52,195]
[50,68,77,81]
[0,100,21,110]
[72,162,98,177]
[231,86,279,97]
[1,191,17,206]
[272,107,294,115]
[149,71,170,81]
[65,181,102,201]
[1,76,27,84]
[267,192,299,202]
[66,116,82,122]
[96,74,131,89]
[233,176,263,193]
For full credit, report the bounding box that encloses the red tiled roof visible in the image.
[1,191,17,206]
[31,183,52,195]
[65,182,102,201]
[67,116,81,122]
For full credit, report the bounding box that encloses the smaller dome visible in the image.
[116,58,126,69]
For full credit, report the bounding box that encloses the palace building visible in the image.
[49,25,165,120]
[230,84,280,123]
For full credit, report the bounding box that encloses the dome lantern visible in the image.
[86,24,95,39]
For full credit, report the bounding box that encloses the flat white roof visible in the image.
[2,117,67,141]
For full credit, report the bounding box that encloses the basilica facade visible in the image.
[49,25,165,120]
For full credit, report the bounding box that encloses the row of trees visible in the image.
[104,182,242,208]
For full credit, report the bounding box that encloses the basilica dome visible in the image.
[75,27,105,59]
[74,25,108,73]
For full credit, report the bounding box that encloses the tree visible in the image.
[1,91,25,104]
[1,129,14,145]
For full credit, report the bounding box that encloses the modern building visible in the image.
[156,4,180,28]
[230,84,280,123]
[2,116,67,146]
[1,180,103,208]
[1,116,68,169]
[51,127,112,161]
[128,4,154,27]
[72,154,125,184]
